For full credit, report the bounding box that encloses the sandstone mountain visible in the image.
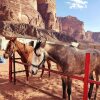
[0,0,99,43]
[37,0,59,31]
[58,16,85,40]
[92,32,100,43]
[0,0,59,31]
[85,31,100,43]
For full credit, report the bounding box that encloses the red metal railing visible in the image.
[9,56,12,82]
[83,53,90,100]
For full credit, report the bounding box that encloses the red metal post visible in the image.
[9,56,12,82]
[83,53,90,100]
[13,52,16,84]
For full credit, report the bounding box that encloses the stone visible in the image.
[0,0,45,28]
[58,16,85,40]
[85,31,100,43]
[37,0,60,32]
[0,0,59,31]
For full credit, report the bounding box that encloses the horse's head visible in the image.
[3,37,17,59]
[28,38,46,75]
[29,51,45,75]
[28,47,46,75]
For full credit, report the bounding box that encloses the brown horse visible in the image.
[32,40,100,100]
[3,37,51,81]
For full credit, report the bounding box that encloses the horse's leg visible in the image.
[40,64,45,78]
[94,73,99,100]
[47,60,51,77]
[88,73,94,99]
[62,77,67,99]
[67,77,72,100]
[25,66,29,81]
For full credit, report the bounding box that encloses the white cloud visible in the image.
[66,0,88,9]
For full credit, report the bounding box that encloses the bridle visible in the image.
[31,52,46,69]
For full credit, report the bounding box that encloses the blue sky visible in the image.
[56,0,100,32]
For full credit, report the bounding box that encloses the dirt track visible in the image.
[0,50,100,100]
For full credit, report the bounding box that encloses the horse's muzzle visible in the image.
[31,67,38,75]
[31,70,38,75]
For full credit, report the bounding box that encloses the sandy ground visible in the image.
[0,50,100,100]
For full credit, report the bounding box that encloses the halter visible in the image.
[31,52,46,69]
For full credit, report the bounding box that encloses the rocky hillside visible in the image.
[0,0,59,31]
[0,0,99,43]
[85,31,100,43]
[58,16,85,40]
[58,16,100,43]
[0,0,45,28]
[92,32,100,43]
[37,0,59,31]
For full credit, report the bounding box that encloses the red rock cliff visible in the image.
[0,0,59,31]
[85,31,100,43]
[58,16,85,40]
[37,0,59,32]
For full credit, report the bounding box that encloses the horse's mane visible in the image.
[0,21,77,43]
[37,28,77,43]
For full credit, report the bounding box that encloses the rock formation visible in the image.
[92,32,100,43]
[0,0,59,31]
[85,31,93,42]
[85,31,100,43]
[58,16,86,40]
[0,0,99,43]
[0,0,45,28]
[37,0,59,32]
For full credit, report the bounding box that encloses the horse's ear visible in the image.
[10,37,17,41]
